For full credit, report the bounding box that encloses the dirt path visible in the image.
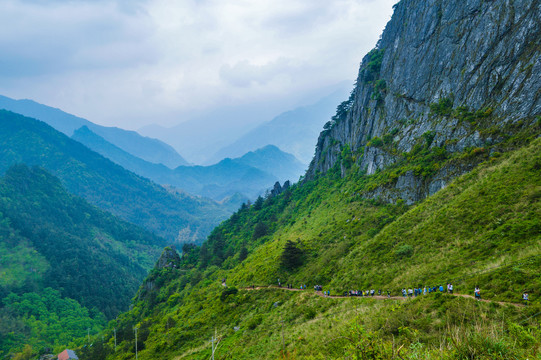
[241,285,525,307]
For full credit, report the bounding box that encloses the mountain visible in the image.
[233,145,306,184]
[208,87,350,165]
[71,1,541,359]
[139,83,350,165]
[307,0,541,204]
[73,126,302,200]
[0,110,234,243]
[0,164,164,356]
[0,95,188,168]
[79,124,541,360]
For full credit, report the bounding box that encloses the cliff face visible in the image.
[307,0,541,203]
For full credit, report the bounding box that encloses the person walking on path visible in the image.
[523,292,529,306]
[474,286,481,301]
[449,283,453,294]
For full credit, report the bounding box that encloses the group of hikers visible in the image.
[274,279,531,305]
[401,283,455,298]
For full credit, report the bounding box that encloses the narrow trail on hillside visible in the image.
[240,285,525,308]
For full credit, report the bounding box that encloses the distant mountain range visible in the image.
[73,125,304,200]
[208,88,350,165]
[1,94,305,200]
[0,110,237,244]
[0,95,188,168]
[139,84,350,165]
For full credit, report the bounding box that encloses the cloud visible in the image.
[0,0,397,129]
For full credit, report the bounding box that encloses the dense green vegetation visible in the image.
[1,288,106,358]
[0,110,235,243]
[76,128,540,359]
[0,165,164,358]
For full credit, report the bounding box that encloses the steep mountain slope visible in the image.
[81,127,541,360]
[0,165,162,317]
[0,95,188,168]
[209,87,350,165]
[0,110,233,243]
[72,127,302,200]
[308,0,541,203]
[0,165,165,357]
[72,1,541,359]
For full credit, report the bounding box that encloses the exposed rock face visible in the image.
[307,0,541,203]
[156,246,181,269]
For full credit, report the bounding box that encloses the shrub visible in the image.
[430,98,453,116]
[395,244,414,259]
[367,137,384,148]
[220,286,238,302]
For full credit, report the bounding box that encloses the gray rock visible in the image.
[156,246,181,269]
[306,0,541,203]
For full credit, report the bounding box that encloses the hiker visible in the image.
[408,288,413,297]
[371,289,375,296]
[449,283,453,294]
[387,290,391,298]
[402,288,407,297]
[439,285,444,292]
[474,286,481,301]
[378,289,382,296]
[523,292,529,306]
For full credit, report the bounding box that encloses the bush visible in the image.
[367,137,384,148]
[430,98,453,116]
[395,244,414,259]
[220,287,238,302]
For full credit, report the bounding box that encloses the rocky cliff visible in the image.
[307,0,541,204]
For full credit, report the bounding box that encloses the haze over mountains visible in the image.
[140,83,351,165]
[0,94,310,200]
[0,95,189,169]
[208,87,351,165]
[73,126,304,200]
[1,0,540,358]
[0,110,234,244]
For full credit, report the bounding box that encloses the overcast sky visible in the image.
[0,0,397,130]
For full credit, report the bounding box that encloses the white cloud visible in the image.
[0,0,397,129]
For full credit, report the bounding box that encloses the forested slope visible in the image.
[0,110,233,243]
[0,165,164,357]
[77,130,540,360]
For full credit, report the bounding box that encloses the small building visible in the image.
[57,349,78,360]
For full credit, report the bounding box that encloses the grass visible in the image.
[78,136,541,360]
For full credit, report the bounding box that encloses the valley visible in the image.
[0,0,540,359]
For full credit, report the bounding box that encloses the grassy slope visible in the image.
[88,136,541,359]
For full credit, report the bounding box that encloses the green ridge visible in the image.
[79,135,540,359]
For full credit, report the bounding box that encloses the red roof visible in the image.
[58,349,78,360]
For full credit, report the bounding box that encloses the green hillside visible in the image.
[76,126,540,359]
[0,110,234,243]
[0,165,164,357]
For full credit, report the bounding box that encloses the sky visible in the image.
[0,0,397,130]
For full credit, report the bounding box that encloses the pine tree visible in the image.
[280,240,303,270]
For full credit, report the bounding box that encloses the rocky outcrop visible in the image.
[307,0,541,202]
[155,246,181,269]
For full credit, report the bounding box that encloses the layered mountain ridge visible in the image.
[308,0,541,204]
[0,95,188,168]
